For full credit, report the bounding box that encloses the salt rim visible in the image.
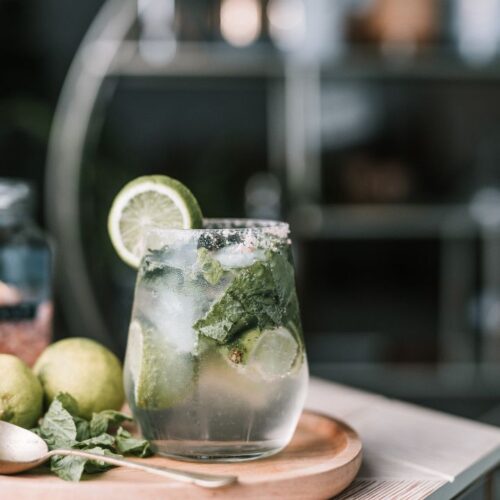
[145,218,291,252]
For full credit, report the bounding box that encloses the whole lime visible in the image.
[0,354,43,428]
[34,338,125,419]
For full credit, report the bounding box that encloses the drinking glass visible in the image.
[124,219,308,461]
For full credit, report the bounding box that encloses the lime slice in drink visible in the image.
[221,328,261,366]
[108,175,203,268]
[126,320,194,410]
[221,325,301,380]
[249,326,300,380]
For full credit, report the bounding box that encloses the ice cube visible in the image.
[146,238,198,270]
[126,320,195,410]
[136,273,201,353]
[213,245,265,269]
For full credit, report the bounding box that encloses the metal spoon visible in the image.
[0,421,236,488]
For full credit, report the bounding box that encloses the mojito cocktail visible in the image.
[125,220,307,461]
[108,176,308,462]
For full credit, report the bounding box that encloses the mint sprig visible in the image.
[32,393,152,481]
[193,249,297,343]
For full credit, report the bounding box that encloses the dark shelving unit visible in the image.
[46,0,500,411]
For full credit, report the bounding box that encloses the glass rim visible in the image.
[143,218,290,253]
[146,218,290,236]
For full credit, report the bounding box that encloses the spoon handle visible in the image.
[47,449,236,488]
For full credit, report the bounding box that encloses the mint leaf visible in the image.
[55,393,79,416]
[197,248,224,285]
[33,395,151,482]
[194,253,292,343]
[50,447,121,481]
[50,455,86,482]
[31,426,43,437]
[115,427,152,457]
[83,447,122,474]
[38,399,77,450]
[74,417,90,441]
[90,410,132,437]
[267,250,301,328]
[74,433,115,449]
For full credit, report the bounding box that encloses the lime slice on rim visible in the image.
[108,175,203,268]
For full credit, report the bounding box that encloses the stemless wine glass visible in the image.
[124,219,308,462]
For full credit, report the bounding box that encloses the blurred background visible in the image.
[4,0,500,423]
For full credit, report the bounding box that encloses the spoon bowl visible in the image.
[0,421,236,488]
[0,420,49,474]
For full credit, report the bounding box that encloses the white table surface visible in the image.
[307,377,500,499]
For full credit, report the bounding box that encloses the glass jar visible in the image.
[0,179,53,366]
[124,219,308,462]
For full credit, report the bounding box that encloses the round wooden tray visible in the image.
[0,411,362,500]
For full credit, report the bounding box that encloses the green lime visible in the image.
[221,326,300,380]
[126,321,194,410]
[221,327,261,366]
[33,338,125,419]
[108,175,203,268]
[249,326,300,380]
[0,354,43,428]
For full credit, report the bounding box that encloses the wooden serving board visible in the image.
[0,411,362,500]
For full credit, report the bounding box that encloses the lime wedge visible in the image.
[221,328,261,366]
[125,320,194,410]
[220,325,301,380]
[249,326,300,380]
[108,175,203,268]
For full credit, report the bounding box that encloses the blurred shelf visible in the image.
[105,41,284,78]
[95,41,500,81]
[77,39,500,81]
[290,203,478,239]
[321,47,500,82]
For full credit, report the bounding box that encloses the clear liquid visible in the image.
[124,234,308,461]
[126,355,308,461]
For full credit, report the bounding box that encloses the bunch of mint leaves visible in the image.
[31,393,151,481]
[194,249,299,344]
